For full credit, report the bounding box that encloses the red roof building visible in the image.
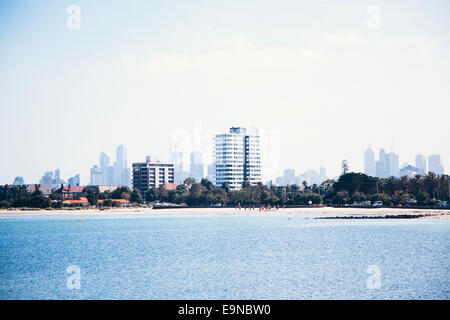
[55,185,85,200]
[63,197,89,206]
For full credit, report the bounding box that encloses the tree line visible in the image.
[1,172,448,208]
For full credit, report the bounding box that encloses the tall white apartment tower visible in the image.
[214,127,261,190]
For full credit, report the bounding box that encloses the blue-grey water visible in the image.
[0,212,449,299]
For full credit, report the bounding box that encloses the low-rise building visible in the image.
[55,185,85,200]
[63,197,89,207]
[26,184,53,196]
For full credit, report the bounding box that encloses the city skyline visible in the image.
[7,139,448,187]
[1,1,450,184]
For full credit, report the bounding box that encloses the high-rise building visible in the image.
[375,160,386,178]
[386,152,399,177]
[214,127,261,190]
[364,147,375,177]
[415,154,426,175]
[170,144,189,184]
[13,176,25,185]
[113,144,130,187]
[39,169,65,189]
[68,174,80,186]
[189,151,204,182]
[170,144,183,171]
[303,169,321,185]
[206,164,215,184]
[132,156,175,195]
[282,169,296,185]
[90,165,103,185]
[375,149,387,178]
[379,149,386,163]
[89,146,131,187]
[99,152,110,184]
[319,166,327,183]
[106,165,114,185]
[428,154,444,175]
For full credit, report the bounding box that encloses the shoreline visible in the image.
[1,207,450,219]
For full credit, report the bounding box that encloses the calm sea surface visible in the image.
[0,212,449,299]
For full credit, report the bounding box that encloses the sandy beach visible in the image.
[1,206,449,219]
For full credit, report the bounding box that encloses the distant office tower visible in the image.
[13,176,25,185]
[303,169,321,185]
[90,165,103,185]
[379,149,386,162]
[99,152,110,184]
[206,164,215,184]
[214,127,261,190]
[364,147,375,177]
[275,176,283,186]
[375,149,387,178]
[415,154,426,175]
[68,174,80,186]
[375,160,386,178]
[319,166,327,183]
[106,165,115,185]
[122,168,131,188]
[170,144,188,184]
[386,152,399,177]
[282,169,296,185]
[39,169,65,189]
[428,154,444,175]
[170,144,183,171]
[113,145,130,187]
[189,151,204,182]
[40,171,52,185]
[132,156,175,195]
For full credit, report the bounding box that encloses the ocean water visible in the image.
[0,212,449,300]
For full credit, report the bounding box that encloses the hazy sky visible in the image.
[1,0,449,185]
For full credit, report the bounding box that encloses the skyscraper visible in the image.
[375,148,387,178]
[106,165,114,185]
[428,154,444,175]
[111,145,131,187]
[68,174,80,186]
[189,151,204,182]
[206,164,215,184]
[415,154,426,175]
[39,169,65,189]
[386,152,400,177]
[90,165,103,185]
[170,144,188,184]
[99,152,110,184]
[319,166,327,183]
[282,169,296,185]
[114,145,128,186]
[364,147,375,177]
[375,160,386,178]
[13,176,25,185]
[214,127,261,190]
[89,145,131,187]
